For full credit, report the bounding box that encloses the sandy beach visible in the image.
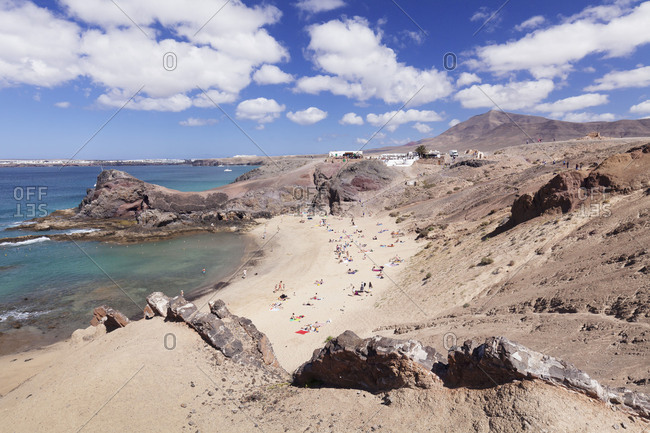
[195,212,421,372]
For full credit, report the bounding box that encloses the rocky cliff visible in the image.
[294,331,650,418]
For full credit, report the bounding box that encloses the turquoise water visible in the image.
[0,165,254,346]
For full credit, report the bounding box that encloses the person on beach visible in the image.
[242,269,247,279]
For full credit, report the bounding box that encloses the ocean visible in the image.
[0,165,255,352]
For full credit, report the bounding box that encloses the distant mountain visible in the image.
[371,110,650,154]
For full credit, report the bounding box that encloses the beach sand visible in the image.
[194,213,421,373]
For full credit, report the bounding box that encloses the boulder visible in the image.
[136,209,178,228]
[293,330,444,392]
[146,292,171,318]
[190,313,243,358]
[446,337,606,401]
[209,299,232,319]
[143,304,155,319]
[167,295,197,322]
[509,171,587,227]
[89,305,130,332]
[237,317,282,369]
[608,388,650,418]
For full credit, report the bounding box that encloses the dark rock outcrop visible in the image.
[144,294,287,378]
[190,312,243,358]
[293,332,650,418]
[509,170,587,227]
[494,143,650,234]
[293,330,444,392]
[446,337,606,399]
[76,170,245,228]
[89,305,130,332]
[146,292,170,318]
[209,299,232,319]
[313,161,397,214]
[167,295,197,322]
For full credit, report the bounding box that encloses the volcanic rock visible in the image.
[209,299,232,319]
[167,295,197,322]
[146,292,171,318]
[190,313,243,358]
[446,337,606,401]
[89,305,130,332]
[293,330,444,392]
[509,170,587,227]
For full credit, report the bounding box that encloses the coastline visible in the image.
[0,210,422,391]
[0,227,256,358]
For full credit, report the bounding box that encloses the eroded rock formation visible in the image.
[293,332,650,419]
[89,305,130,332]
[294,330,445,392]
[143,293,287,378]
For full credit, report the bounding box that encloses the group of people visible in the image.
[273,281,285,293]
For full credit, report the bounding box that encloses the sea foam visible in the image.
[0,236,51,247]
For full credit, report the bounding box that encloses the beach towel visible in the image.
[295,330,309,335]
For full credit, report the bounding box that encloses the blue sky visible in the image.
[1,0,650,159]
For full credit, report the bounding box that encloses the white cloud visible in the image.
[339,112,364,125]
[563,112,616,122]
[585,65,650,91]
[630,100,650,115]
[54,101,70,108]
[253,64,294,85]
[286,107,328,125]
[449,119,461,127]
[97,89,192,112]
[295,17,453,106]
[455,80,555,110]
[535,93,609,116]
[0,2,82,88]
[179,117,218,127]
[413,123,432,134]
[366,109,443,132]
[473,2,650,78]
[514,15,546,32]
[236,97,285,123]
[470,7,503,33]
[0,0,289,111]
[456,72,481,88]
[295,0,346,14]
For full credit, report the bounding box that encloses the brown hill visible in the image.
[371,110,650,154]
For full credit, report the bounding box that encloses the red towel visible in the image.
[295,330,309,335]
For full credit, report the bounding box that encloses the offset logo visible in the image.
[443,52,457,71]
[163,52,177,71]
[13,186,48,218]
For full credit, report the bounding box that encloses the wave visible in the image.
[0,309,49,322]
[0,236,51,247]
[65,228,99,235]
